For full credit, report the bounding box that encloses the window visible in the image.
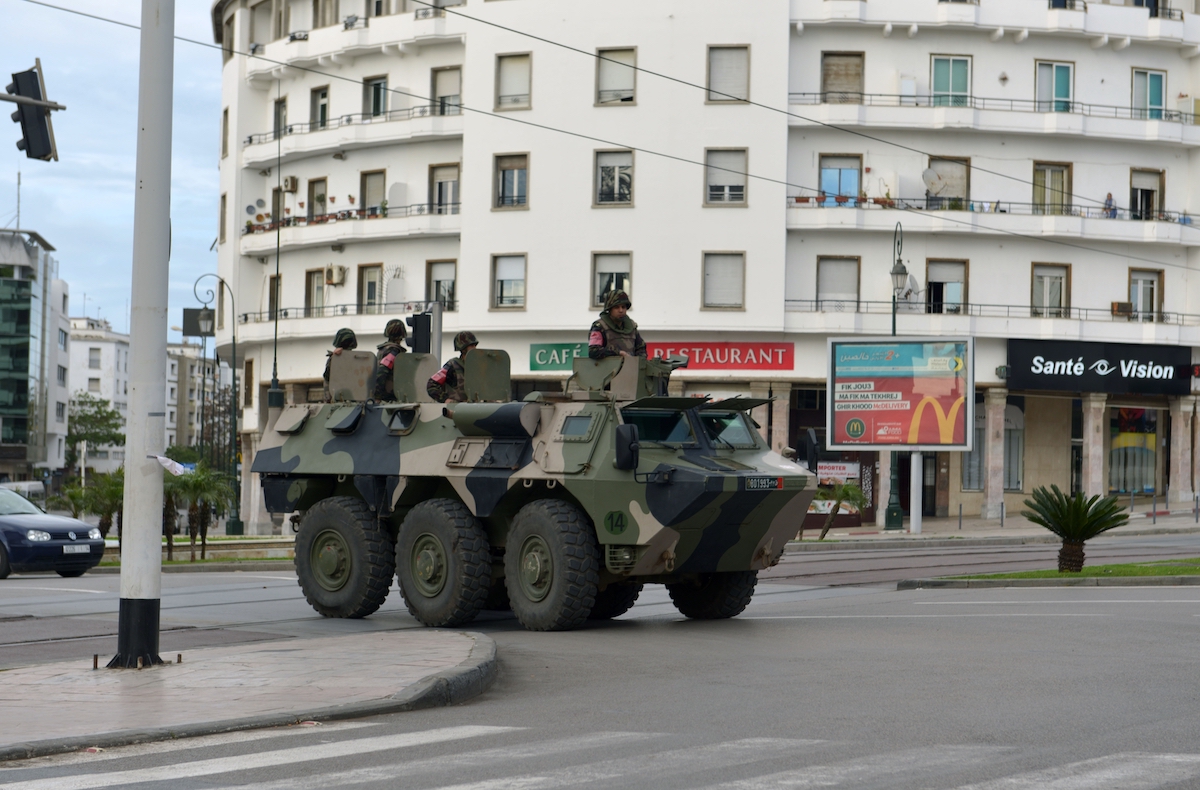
[708,46,749,102]
[1130,269,1161,321]
[57,329,67,350]
[597,48,636,104]
[250,0,272,43]
[361,170,385,215]
[428,260,456,310]
[170,361,177,376]
[430,165,460,214]
[596,151,633,205]
[0,417,27,445]
[493,255,526,308]
[312,0,337,28]
[62,294,67,314]
[222,15,234,63]
[1033,162,1071,215]
[820,53,863,104]
[819,155,860,207]
[56,365,66,386]
[88,348,101,369]
[1004,400,1025,492]
[218,292,225,330]
[1036,61,1072,113]
[272,187,284,222]
[88,378,100,393]
[305,269,325,317]
[359,265,383,314]
[311,87,329,129]
[926,157,969,209]
[1130,169,1162,221]
[926,260,966,314]
[219,193,227,243]
[307,178,327,219]
[705,149,747,204]
[703,253,745,309]
[495,155,528,207]
[368,0,388,17]
[1133,70,1165,120]
[496,54,531,109]
[221,108,229,157]
[244,359,254,407]
[273,98,287,139]
[817,257,859,311]
[167,433,174,446]
[1032,264,1069,317]
[169,386,177,401]
[364,77,387,117]
[593,253,631,306]
[169,410,176,425]
[433,68,461,115]
[268,275,280,320]
[932,56,970,107]
[55,402,65,423]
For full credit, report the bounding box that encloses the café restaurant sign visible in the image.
[647,342,794,370]
[1007,339,1191,396]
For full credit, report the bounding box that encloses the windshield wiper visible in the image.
[708,432,736,450]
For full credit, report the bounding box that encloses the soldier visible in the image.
[322,327,357,402]
[372,318,408,401]
[427,331,477,403]
[588,290,646,360]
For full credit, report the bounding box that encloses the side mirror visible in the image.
[804,428,820,474]
[614,423,640,471]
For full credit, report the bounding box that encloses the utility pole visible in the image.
[110,0,174,669]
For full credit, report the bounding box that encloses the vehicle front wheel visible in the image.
[588,582,643,620]
[0,544,10,579]
[504,500,600,631]
[396,499,491,627]
[666,571,757,620]
[295,496,394,618]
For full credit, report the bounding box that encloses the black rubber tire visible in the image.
[588,582,643,620]
[56,569,87,578]
[504,500,600,631]
[0,544,10,579]
[666,571,758,620]
[483,575,511,611]
[295,496,394,618]
[396,499,491,627]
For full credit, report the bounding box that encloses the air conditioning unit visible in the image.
[1111,301,1134,317]
[325,265,346,286]
[288,31,309,42]
[282,175,299,193]
[248,42,263,55]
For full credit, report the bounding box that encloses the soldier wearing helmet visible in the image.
[322,327,358,402]
[588,290,646,360]
[427,331,478,403]
[372,319,408,402]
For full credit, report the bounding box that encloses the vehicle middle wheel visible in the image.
[504,499,600,632]
[396,499,491,627]
[295,495,394,618]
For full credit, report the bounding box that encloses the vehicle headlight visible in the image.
[88,528,102,540]
[26,529,51,542]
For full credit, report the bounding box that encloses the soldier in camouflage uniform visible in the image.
[372,319,408,402]
[322,327,357,402]
[427,331,478,403]
[588,290,646,360]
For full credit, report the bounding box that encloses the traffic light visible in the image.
[406,313,431,353]
[6,64,57,161]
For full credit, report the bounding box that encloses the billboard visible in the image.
[827,337,974,451]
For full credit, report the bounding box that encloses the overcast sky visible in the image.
[2,0,219,337]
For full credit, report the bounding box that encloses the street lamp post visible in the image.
[885,223,908,531]
[194,274,243,535]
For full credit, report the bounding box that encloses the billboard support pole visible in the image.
[909,450,922,534]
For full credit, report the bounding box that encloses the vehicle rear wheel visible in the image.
[295,496,394,618]
[504,500,600,631]
[588,581,643,620]
[396,499,490,627]
[666,571,757,620]
[56,569,87,578]
[0,544,9,579]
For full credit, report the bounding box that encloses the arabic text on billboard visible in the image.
[828,338,973,450]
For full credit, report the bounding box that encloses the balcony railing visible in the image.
[787,195,1194,223]
[245,104,461,146]
[785,299,1193,324]
[242,202,460,234]
[1049,0,1086,10]
[239,299,456,324]
[787,92,1198,124]
[414,7,445,18]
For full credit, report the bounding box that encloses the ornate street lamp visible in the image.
[194,274,243,535]
[885,223,908,531]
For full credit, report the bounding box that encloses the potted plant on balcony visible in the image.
[878,191,894,209]
[380,199,389,218]
[834,194,850,205]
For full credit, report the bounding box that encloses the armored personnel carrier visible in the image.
[252,347,814,631]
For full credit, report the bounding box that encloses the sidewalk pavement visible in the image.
[0,630,497,762]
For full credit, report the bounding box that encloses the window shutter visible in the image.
[498,55,531,101]
[598,49,636,101]
[496,155,527,171]
[598,151,632,169]
[928,262,965,282]
[1131,170,1161,191]
[817,259,858,302]
[821,54,863,101]
[430,262,455,282]
[707,150,747,187]
[595,254,630,275]
[929,158,968,199]
[495,256,525,282]
[708,47,749,101]
[704,253,744,307]
[435,68,461,98]
[363,172,385,207]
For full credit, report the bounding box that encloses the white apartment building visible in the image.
[211,0,1200,530]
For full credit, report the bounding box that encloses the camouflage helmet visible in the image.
[333,327,358,350]
[385,318,406,341]
[453,330,479,352]
[603,290,632,312]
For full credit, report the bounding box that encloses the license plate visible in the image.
[745,477,782,491]
[62,544,90,554]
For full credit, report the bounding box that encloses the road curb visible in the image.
[91,561,296,574]
[787,526,1200,553]
[898,576,1200,589]
[0,631,497,763]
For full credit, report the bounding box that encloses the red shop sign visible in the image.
[646,342,794,370]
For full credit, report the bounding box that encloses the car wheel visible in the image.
[666,571,757,620]
[0,544,10,579]
[295,495,394,618]
[504,499,600,632]
[56,569,87,578]
[396,499,491,627]
[588,582,643,620]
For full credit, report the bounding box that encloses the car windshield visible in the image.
[699,411,759,448]
[621,409,696,445]
[0,487,44,515]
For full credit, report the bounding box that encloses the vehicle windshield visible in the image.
[0,487,44,516]
[699,411,760,448]
[621,409,696,445]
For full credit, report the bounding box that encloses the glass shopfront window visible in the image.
[1110,408,1158,494]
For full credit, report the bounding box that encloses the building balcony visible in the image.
[239,203,461,255]
[238,299,452,326]
[242,106,463,168]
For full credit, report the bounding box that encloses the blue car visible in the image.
[0,488,105,579]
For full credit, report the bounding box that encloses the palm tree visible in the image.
[812,482,869,541]
[85,470,124,540]
[175,464,234,562]
[162,471,185,562]
[1021,484,1129,572]
[48,485,88,519]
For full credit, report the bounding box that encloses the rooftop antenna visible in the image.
[15,170,19,230]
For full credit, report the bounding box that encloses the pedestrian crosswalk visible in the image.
[2,725,1199,790]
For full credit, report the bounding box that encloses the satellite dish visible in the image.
[921,168,946,196]
[245,205,255,215]
[256,198,267,208]
[255,214,265,222]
